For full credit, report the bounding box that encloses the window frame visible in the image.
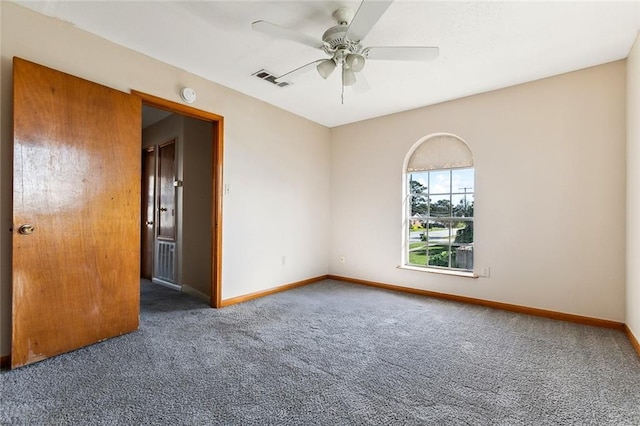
[401,134,476,277]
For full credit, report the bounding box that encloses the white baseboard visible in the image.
[182,284,210,302]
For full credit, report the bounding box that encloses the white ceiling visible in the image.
[15,1,640,127]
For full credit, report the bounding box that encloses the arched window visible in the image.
[404,134,474,272]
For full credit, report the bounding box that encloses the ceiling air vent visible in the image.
[252,69,292,88]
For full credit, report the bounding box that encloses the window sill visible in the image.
[397,265,478,278]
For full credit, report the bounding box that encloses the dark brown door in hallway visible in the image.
[157,140,176,241]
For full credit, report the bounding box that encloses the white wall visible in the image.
[330,61,627,321]
[222,102,331,295]
[0,2,331,357]
[627,33,640,342]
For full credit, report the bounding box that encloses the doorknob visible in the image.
[18,224,35,235]
[159,207,167,212]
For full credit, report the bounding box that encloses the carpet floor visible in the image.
[1,279,639,425]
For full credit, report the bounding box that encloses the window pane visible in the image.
[429,170,450,194]
[452,194,474,217]
[428,244,450,267]
[452,220,474,244]
[409,245,428,266]
[410,194,429,217]
[452,168,474,193]
[427,220,452,244]
[408,222,427,266]
[427,220,453,268]
[451,220,473,270]
[429,194,451,217]
[409,173,429,195]
[409,221,426,240]
[452,245,474,270]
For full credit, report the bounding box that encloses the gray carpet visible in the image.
[1,279,639,425]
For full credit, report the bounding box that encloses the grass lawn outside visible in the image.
[409,243,452,267]
[408,242,427,265]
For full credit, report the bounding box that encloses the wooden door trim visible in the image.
[132,91,223,308]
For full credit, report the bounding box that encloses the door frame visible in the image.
[133,91,224,308]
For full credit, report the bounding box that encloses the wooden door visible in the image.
[12,58,141,368]
[141,147,156,279]
[157,140,176,241]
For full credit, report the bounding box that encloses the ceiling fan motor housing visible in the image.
[322,25,361,55]
[322,25,348,48]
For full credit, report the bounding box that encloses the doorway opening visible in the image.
[135,91,223,308]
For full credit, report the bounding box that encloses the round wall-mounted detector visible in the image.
[180,87,196,104]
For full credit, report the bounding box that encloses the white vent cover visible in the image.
[252,69,293,88]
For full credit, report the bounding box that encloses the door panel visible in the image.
[12,58,141,368]
[157,140,176,240]
[141,147,155,279]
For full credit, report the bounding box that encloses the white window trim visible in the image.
[397,264,478,278]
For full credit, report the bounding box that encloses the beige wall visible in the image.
[627,33,640,343]
[0,2,331,356]
[182,117,213,297]
[330,61,627,321]
[142,115,184,149]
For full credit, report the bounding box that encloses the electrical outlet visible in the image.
[281,256,286,266]
[340,256,346,264]
[224,184,231,195]
[480,266,490,277]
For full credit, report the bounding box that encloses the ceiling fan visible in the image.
[251,0,439,103]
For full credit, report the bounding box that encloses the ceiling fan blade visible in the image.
[251,20,325,49]
[363,46,440,61]
[274,59,325,83]
[344,0,393,42]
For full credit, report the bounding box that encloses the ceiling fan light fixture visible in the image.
[317,59,336,79]
[345,53,365,72]
[343,68,357,86]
